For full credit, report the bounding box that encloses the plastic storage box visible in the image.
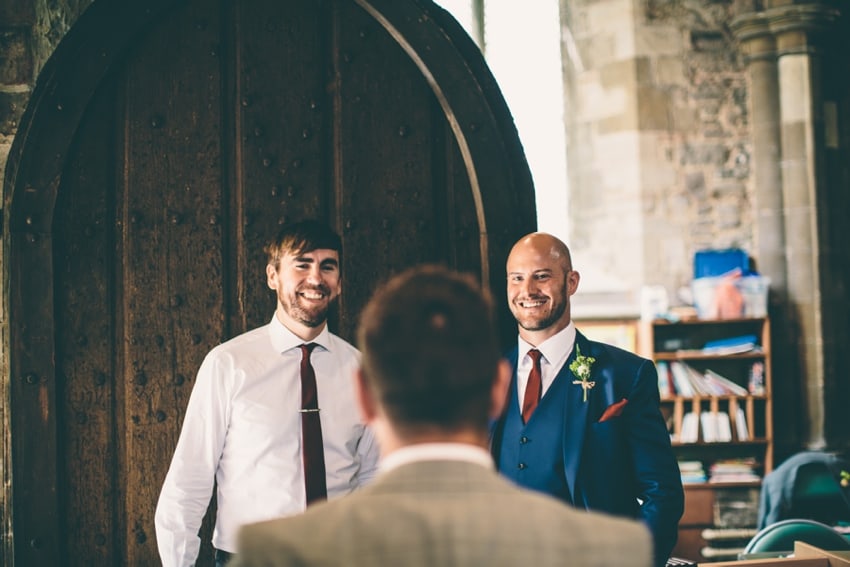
[694,249,750,278]
[692,275,770,319]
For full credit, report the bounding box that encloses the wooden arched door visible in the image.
[3,0,535,564]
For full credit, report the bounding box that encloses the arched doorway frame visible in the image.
[2,0,535,563]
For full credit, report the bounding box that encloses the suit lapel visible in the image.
[562,332,594,503]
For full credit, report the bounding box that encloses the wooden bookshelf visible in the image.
[640,317,773,563]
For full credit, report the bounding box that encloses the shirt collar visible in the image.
[268,314,332,354]
[518,321,576,368]
[379,443,494,473]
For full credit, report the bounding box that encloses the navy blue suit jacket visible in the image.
[491,331,684,567]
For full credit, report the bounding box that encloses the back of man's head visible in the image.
[357,265,500,438]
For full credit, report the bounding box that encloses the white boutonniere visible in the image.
[569,345,596,402]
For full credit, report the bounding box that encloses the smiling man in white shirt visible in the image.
[155,219,379,567]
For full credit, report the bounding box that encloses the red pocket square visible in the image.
[598,398,628,422]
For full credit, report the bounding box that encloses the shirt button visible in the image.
[520,436,529,444]
[518,463,527,470]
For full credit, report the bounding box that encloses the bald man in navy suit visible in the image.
[492,233,684,567]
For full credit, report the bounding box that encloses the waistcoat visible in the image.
[497,372,571,503]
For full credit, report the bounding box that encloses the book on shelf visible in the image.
[701,334,760,355]
[734,406,749,441]
[699,545,747,560]
[675,334,761,357]
[667,361,749,397]
[684,364,715,396]
[708,458,761,483]
[689,366,723,396]
[700,528,758,560]
[656,361,672,398]
[669,361,695,397]
[700,411,732,443]
[703,369,749,396]
[701,528,758,541]
[678,460,707,484]
[680,412,699,443]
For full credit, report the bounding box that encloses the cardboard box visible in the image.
[699,557,824,567]
[795,541,850,566]
[697,541,850,567]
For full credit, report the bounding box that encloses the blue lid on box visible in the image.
[694,248,750,278]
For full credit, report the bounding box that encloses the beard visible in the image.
[280,284,334,328]
[513,297,567,332]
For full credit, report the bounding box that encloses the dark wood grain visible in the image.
[4,0,535,564]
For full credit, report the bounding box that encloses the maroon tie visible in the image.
[299,343,327,505]
[521,349,543,423]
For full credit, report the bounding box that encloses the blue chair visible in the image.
[743,518,850,555]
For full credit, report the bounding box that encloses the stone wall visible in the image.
[0,0,92,186]
[563,0,850,454]
[563,0,754,315]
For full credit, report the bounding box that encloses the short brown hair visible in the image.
[264,219,342,269]
[356,265,499,435]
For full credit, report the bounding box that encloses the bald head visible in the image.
[506,232,580,344]
[507,233,573,273]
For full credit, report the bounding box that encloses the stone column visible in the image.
[731,14,785,292]
[767,3,839,450]
[731,12,801,456]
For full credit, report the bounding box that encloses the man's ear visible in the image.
[489,359,512,419]
[266,263,277,290]
[567,269,581,297]
[354,368,378,423]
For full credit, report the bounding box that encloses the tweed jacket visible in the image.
[232,459,653,567]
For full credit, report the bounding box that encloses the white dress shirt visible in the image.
[517,321,576,401]
[155,316,380,566]
[380,443,495,472]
